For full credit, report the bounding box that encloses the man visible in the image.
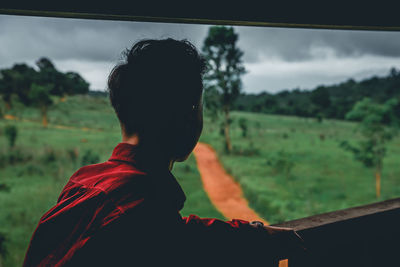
[23,38,305,266]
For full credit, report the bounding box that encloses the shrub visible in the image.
[0,183,10,192]
[17,164,44,177]
[218,122,225,137]
[238,118,248,137]
[81,150,100,166]
[255,195,280,217]
[183,164,192,173]
[43,147,57,163]
[4,125,17,148]
[0,154,6,168]
[316,113,323,123]
[7,149,32,165]
[66,148,79,164]
[232,142,260,156]
[242,186,287,223]
[0,149,32,167]
[0,232,7,258]
[266,150,295,179]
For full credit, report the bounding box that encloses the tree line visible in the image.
[201,25,399,199]
[0,57,89,127]
[234,68,400,120]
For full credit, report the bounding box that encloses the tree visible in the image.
[35,57,66,97]
[202,26,246,152]
[0,64,37,109]
[33,58,89,126]
[0,69,15,110]
[311,86,331,120]
[0,61,53,127]
[35,58,89,99]
[238,117,248,137]
[340,97,399,198]
[0,58,90,127]
[29,83,53,127]
[64,71,90,95]
[4,125,18,148]
[11,64,38,106]
[0,232,7,267]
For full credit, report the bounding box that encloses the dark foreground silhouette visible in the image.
[23,38,306,267]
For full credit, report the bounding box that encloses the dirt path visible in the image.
[193,144,290,266]
[193,142,268,225]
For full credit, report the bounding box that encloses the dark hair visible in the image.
[108,38,206,136]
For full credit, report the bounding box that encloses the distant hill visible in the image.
[234,68,400,119]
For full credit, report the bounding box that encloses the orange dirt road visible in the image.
[193,142,268,225]
[193,143,290,267]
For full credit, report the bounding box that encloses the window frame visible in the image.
[1,5,399,265]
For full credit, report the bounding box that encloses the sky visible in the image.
[1,14,400,94]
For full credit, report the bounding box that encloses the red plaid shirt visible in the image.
[23,143,273,267]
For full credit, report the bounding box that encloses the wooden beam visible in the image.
[274,198,400,267]
[1,3,400,31]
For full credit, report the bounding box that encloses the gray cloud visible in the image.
[2,14,400,66]
[243,55,400,93]
[234,26,400,62]
[0,14,208,65]
[1,14,400,92]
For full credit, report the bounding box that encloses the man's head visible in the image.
[108,38,206,162]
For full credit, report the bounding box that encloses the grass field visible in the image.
[0,95,222,266]
[0,94,399,266]
[200,111,400,223]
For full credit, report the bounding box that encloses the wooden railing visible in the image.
[273,198,400,267]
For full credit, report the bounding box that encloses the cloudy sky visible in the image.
[1,14,400,94]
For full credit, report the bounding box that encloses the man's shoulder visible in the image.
[52,160,149,212]
[24,160,151,267]
[40,160,151,228]
[67,160,148,194]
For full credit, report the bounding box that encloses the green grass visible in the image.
[0,95,222,266]
[174,155,224,220]
[200,111,400,223]
[1,95,400,266]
